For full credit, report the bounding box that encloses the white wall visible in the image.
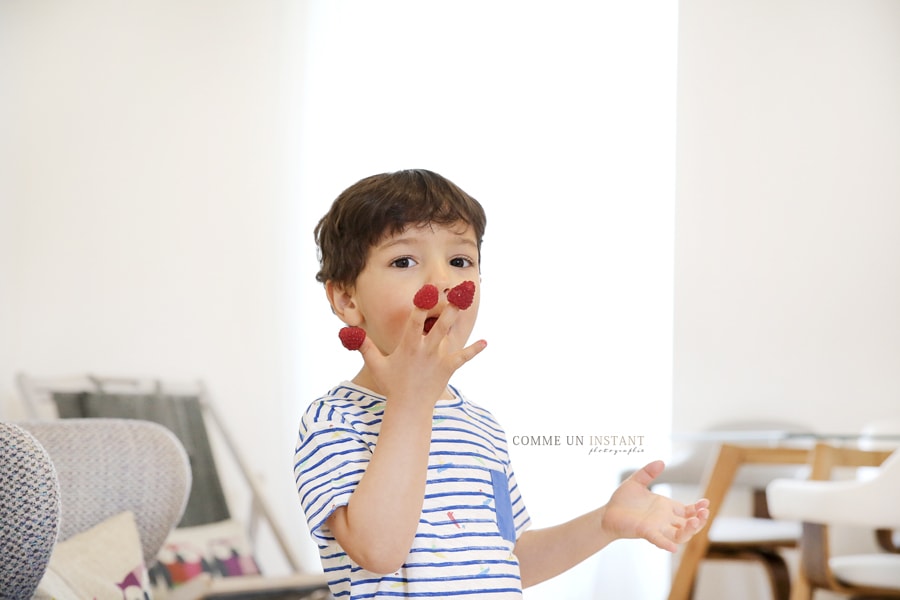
[675,1,900,599]
[675,0,900,436]
[0,0,312,573]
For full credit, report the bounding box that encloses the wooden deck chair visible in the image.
[16,372,332,600]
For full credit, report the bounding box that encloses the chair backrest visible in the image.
[811,445,900,528]
[18,374,230,527]
[0,423,61,599]
[859,419,900,451]
[51,386,230,527]
[663,419,815,487]
[18,419,192,565]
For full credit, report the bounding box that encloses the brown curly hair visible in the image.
[314,169,487,287]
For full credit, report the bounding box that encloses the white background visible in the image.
[290,3,677,597]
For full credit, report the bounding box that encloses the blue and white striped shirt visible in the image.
[294,382,531,598]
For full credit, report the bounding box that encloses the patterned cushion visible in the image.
[0,423,61,598]
[33,511,152,600]
[150,519,260,597]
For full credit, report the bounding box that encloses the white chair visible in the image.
[767,443,900,599]
[858,419,900,556]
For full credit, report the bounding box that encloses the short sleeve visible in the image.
[294,403,374,542]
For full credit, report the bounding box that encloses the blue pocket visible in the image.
[490,469,516,543]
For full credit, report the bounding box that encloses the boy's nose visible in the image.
[428,267,453,295]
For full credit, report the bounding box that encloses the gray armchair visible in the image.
[0,422,60,598]
[0,419,192,599]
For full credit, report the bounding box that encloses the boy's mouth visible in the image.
[424,317,438,334]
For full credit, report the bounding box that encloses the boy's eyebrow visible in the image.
[376,235,420,251]
[456,238,479,251]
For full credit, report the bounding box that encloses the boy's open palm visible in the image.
[603,460,710,552]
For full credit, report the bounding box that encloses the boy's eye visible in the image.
[450,257,474,268]
[391,256,417,268]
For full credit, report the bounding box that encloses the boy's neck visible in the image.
[351,368,455,401]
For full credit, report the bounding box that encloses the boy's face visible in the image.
[328,221,480,356]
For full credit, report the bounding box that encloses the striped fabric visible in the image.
[295,382,531,599]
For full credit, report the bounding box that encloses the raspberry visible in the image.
[447,280,476,310]
[413,284,439,309]
[338,326,366,351]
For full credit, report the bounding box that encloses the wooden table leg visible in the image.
[668,444,742,600]
[789,568,812,600]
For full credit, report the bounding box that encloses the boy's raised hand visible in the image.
[350,282,486,407]
[326,282,485,572]
[603,460,710,552]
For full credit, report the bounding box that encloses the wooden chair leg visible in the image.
[755,550,791,600]
[705,549,792,600]
[790,568,813,600]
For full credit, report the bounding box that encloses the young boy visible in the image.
[294,169,709,598]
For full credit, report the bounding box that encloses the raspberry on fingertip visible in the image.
[413,284,439,310]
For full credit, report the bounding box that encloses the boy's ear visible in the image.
[325,280,361,325]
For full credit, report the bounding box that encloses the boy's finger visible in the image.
[454,339,488,367]
[627,460,666,488]
[355,336,383,362]
[394,299,432,345]
[429,302,458,333]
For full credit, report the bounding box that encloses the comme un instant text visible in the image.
[511,435,646,446]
